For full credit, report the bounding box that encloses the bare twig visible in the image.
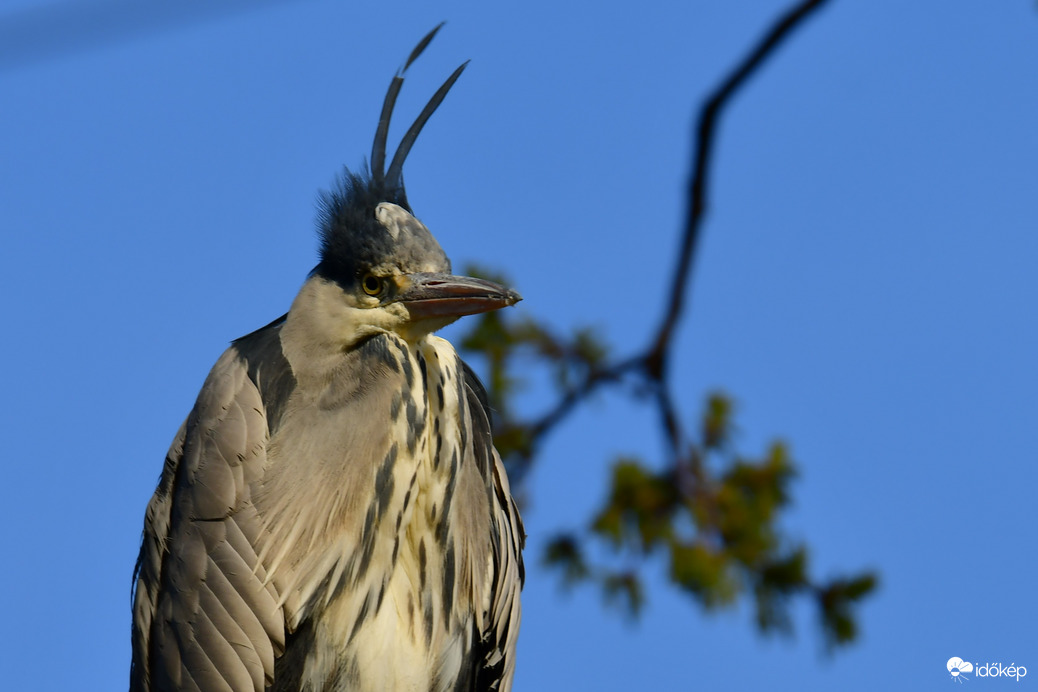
[490,0,877,647]
[526,356,642,449]
[512,0,832,462]
[647,0,831,375]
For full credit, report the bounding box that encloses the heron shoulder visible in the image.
[131,346,284,691]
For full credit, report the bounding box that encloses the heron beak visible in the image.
[398,272,522,320]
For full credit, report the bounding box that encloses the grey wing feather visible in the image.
[131,348,286,692]
[461,364,525,692]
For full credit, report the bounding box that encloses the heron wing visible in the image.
[460,363,525,692]
[131,336,288,692]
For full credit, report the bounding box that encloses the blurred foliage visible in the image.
[458,0,871,653]
[458,280,877,651]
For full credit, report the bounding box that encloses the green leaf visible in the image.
[818,572,879,649]
[759,547,809,592]
[602,571,644,617]
[752,547,809,635]
[592,459,679,552]
[573,327,608,368]
[669,542,739,607]
[543,534,590,586]
[702,392,733,449]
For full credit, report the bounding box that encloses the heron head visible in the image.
[312,185,520,342]
[294,24,519,348]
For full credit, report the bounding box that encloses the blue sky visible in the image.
[1,1,1035,689]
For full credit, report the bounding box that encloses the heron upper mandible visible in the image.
[130,25,525,692]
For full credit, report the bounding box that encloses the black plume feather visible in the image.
[369,22,464,210]
[317,25,464,277]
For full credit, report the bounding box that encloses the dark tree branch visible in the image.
[647,0,831,372]
[514,0,833,463]
[653,384,684,458]
[486,0,834,471]
[467,0,876,650]
[644,0,832,531]
[527,356,641,443]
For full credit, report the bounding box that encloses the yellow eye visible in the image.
[361,274,384,296]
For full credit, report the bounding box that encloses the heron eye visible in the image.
[361,274,384,296]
